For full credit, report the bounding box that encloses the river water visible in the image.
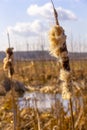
[18,92,69,111]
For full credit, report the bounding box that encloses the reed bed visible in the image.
[0,59,87,130]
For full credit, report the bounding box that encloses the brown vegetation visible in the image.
[0,60,87,130]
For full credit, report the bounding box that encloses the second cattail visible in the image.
[3,47,14,78]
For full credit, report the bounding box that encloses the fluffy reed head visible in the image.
[59,69,72,99]
[49,25,66,58]
[49,25,72,100]
[62,82,72,99]
[50,25,64,36]
[3,57,10,70]
[3,47,14,77]
[6,47,14,56]
[59,69,71,82]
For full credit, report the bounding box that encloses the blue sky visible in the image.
[0,0,87,52]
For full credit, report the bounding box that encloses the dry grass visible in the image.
[0,59,87,130]
[14,60,87,85]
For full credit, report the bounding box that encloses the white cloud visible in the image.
[6,3,77,38]
[57,7,77,20]
[6,2,77,49]
[7,20,48,37]
[27,2,77,21]
[27,3,52,18]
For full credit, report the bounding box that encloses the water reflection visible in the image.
[19,92,69,111]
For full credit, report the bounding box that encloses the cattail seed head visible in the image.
[49,25,72,100]
[3,47,14,77]
[49,25,66,58]
[62,82,72,99]
[59,69,71,82]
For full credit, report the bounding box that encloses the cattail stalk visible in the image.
[69,98,74,130]
[34,98,41,130]
[7,32,10,48]
[10,76,17,130]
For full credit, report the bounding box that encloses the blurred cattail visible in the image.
[3,47,17,130]
[59,69,71,82]
[62,82,72,99]
[3,47,14,78]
